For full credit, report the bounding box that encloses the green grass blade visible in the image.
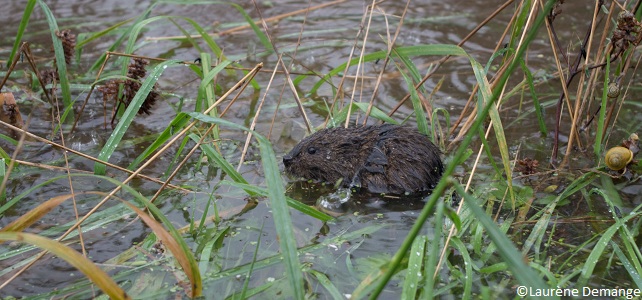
[168,17,204,53]
[392,48,430,135]
[368,0,555,291]
[520,59,547,136]
[222,180,332,222]
[577,211,637,287]
[308,269,344,300]
[38,0,73,113]
[612,242,642,288]
[238,222,264,300]
[299,44,467,94]
[195,59,233,113]
[470,57,514,206]
[332,102,399,126]
[431,107,450,146]
[94,59,182,174]
[450,237,473,300]
[127,112,191,169]
[197,226,229,275]
[591,186,642,288]
[0,174,72,215]
[454,183,550,294]
[88,6,154,72]
[594,54,610,155]
[119,199,202,297]
[227,2,273,52]
[254,128,304,299]
[421,200,446,299]
[191,135,249,185]
[0,158,5,201]
[89,174,203,297]
[157,0,271,53]
[6,0,37,68]
[120,15,171,75]
[198,54,225,115]
[401,235,426,300]
[522,172,596,256]
[185,112,304,298]
[76,18,133,48]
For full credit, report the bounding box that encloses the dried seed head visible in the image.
[40,68,59,86]
[100,58,161,116]
[611,10,642,58]
[97,79,121,105]
[55,29,76,66]
[127,58,148,80]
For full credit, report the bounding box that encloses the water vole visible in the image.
[283,124,444,194]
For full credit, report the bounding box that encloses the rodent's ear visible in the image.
[350,137,361,144]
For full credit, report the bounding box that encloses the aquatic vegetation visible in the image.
[0,0,641,299]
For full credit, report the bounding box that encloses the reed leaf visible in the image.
[119,199,202,297]
[126,59,230,170]
[449,237,473,300]
[520,59,547,136]
[186,112,304,298]
[521,172,596,256]
[0,193,78,234]
[612,242,642,288]
[369,1,557,298]
[576,210,637,287]
[38,0,73,112]
[470,57,514,206]
[6,0,36,69]
[392,48,430,135]
[222,181,333,222]
[333,102,399,126]
[95,174,203,297]
[191,135,249,185]
[594,55,610,155]
[0,232,131,300]
[298,44,467,94]
[95,59,182,175]
[401,235,426,300]
[455,183,549,292]
[88,6,155,72]
[308,269,344,300]
[422,200,446,299]
[76,18,133,48]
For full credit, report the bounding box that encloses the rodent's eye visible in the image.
[307,147,317,154]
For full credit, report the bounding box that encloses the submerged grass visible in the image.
[1,0,642,299]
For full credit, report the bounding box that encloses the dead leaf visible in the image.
[0,92,24,137]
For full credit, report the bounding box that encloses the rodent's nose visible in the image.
[283,154,293,167]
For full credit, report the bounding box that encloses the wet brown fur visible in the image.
[283,124,444,194]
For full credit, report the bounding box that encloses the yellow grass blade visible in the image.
[0,232,130,299]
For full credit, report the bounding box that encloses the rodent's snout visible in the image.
[282,154,293,167]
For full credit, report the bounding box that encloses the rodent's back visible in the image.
[283,124,443,194]
[358,125,443,194]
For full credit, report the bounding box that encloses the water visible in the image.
[0,0,641,298]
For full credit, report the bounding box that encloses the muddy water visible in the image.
[0,0,640,298]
